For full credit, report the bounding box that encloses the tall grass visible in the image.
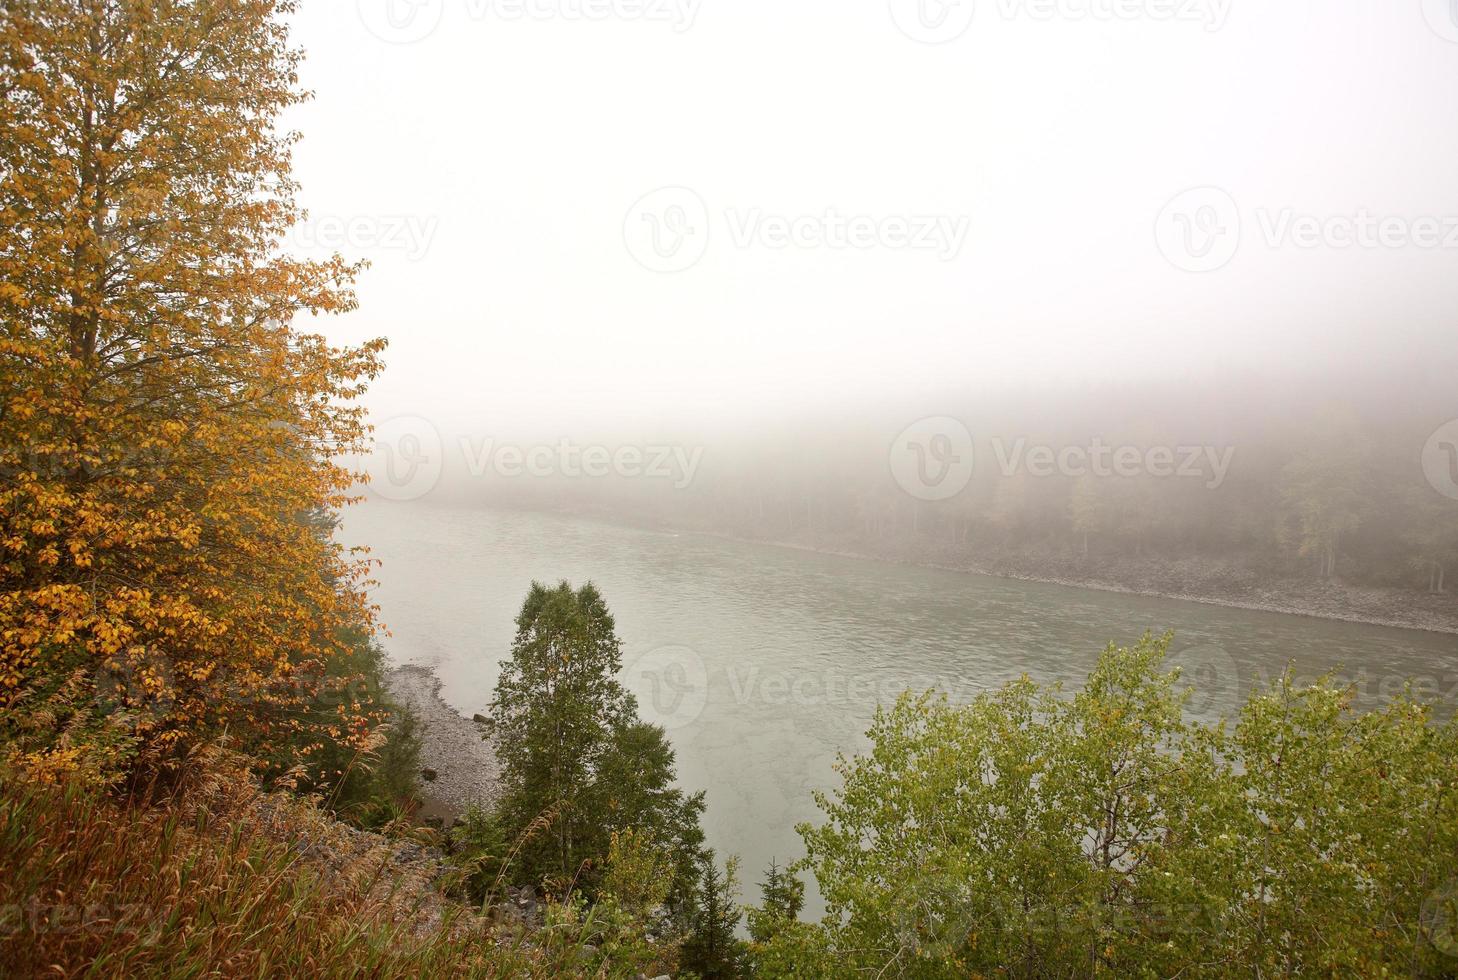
[0,769,634,977]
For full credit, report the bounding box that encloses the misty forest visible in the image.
[3,1,1458,978]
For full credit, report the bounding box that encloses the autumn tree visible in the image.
[0,0,385,784]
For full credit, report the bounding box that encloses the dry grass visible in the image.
[0,765,622,978]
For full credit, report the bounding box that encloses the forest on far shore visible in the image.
[449,372,1458,600]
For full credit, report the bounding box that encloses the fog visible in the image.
[287,0,1458,447]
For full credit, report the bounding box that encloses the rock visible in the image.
[472,713,489,725]
[385,665,503,816]
[421,767,438,782]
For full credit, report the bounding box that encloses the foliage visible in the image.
[745,858,804,945]
[449,803,511,906]
[282,626,424,829]
[1277,430,1368,580]
[0,0,386,784]
[498,384,1458,596]
[484,580,706,908]
[0,764,657,978]
[592,829,684,975]
[768,633,1458,978]
[485,580,636,890]
[596,717,708,915]
[681,851,746,979]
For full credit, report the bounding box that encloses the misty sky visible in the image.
[284,0,1458,438]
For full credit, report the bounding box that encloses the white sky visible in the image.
[284,0,1458,438]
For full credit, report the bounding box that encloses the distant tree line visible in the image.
[460,376,1458,595]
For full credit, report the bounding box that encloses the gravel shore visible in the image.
[697,531,1458,635]
[384,664,501,819]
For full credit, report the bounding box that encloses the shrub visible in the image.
[0,762,665,977]
[773,633,1458,978]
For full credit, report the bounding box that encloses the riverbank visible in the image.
[713,532,1458,636]
[384,665,501,820]
[372,500,1458,636]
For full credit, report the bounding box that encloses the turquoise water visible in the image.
[340,501,1458,915]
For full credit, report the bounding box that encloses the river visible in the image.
[339,501,1458,915]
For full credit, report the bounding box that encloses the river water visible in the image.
[340,501,1457,914]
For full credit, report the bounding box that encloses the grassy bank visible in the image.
[0,762,651,978]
